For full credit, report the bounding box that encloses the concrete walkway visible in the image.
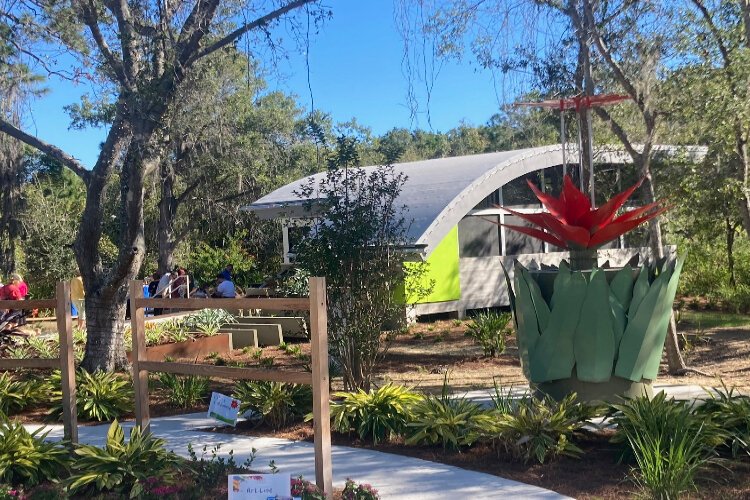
[25,413,568,499]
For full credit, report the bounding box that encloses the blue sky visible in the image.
[28,0,506,169]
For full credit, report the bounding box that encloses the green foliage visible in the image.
[291,476,326,500]
[157,373,209,408]
[342,478,380,500]
[405,379,486,450]
[184,309,236,335]
[465,311,511,357]
[49,370,133,422]
[611,392,724,499]
[0,373,46,415]
[477,394,595,464]
[232,381,312,429]
[295,137,420,391]
[24,336,58,359]
[187,443,256,491]
[0,417,69,486]
[186,232,260,289]
[276,268,311,297]
[327,384,422,444]
[67,420,179,497]
[693,384,750,458]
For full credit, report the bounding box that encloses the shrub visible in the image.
[162,320,191,343]
[405,380,486,450]
[611,393,723,499]
[184,309,237,335]
[233,381,312,429]
[0,418,69,486]
[291,477,326,500]
[187,443,256,491]
[67,420,179,497]
[0,373,46,415]
[478,394,594,464]
[25,336,58,359]
[342,478,380,500]
[49,370,133,422]
[158,373,209,408]
[327,384,422,444]
[465,311,511,357]
[692,383,750,458]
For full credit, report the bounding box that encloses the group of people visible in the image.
[145,264,237,315]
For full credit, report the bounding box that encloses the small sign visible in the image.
[208,392,240,426]
[228,474,293,499]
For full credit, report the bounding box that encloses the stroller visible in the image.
[0,309,30,351]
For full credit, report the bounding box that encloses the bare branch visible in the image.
[186,0,316,66]
[0,118,91,183]
[176,0,221,69]
[111,0,139,85]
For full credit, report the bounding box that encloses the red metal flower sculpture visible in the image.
[500,175,666,250]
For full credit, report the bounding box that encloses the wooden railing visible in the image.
[128,277,332,496]
[0,282,78,442]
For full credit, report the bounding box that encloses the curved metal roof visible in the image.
[245,144,705,257]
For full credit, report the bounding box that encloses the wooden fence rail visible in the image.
[0,282,77,442]
[129,277,333,497]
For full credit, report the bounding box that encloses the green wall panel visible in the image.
[405,226,461,304]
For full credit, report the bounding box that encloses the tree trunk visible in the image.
[0,116,23,275]
[727,217,736,288]
[157,161,177,274]
[82,289,129,371]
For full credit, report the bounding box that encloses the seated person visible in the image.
[212,273,236,298]
[191,283,210,298]
[0,277,24,301]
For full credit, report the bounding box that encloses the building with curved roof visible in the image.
[245,144,705,317]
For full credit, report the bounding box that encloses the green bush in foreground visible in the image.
[405,381,486,451]
[67,420,179,497]
[612,393,724,499]
[0,417,69,486]
[49,370,133,422]
[477,393,595,464]
[693,383,750,458]
[327,384,422,444]
[0,373,47,415]
[233,381,312,429]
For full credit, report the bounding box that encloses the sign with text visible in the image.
[228,474,293,500]
[208,391,240,426]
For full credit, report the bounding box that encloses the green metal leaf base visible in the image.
[534,370,653,404]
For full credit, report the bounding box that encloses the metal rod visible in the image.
[561,109,567,177]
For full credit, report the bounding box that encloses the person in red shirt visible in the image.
[10,274,27,298]
[0,280,22,301]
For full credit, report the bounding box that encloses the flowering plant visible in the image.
[500,174,666,252]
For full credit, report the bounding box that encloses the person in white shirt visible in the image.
[213,273,236,298]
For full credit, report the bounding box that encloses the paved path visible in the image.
[25,413,568,499]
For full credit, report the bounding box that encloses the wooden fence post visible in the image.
[309,277,332,496]
[129,280,150,432]
[55,281,78,443]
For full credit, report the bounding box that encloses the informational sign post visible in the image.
[228,474,293,500]
[208,391,240,426]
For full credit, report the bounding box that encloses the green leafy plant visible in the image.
[478,394,595,464]
[187,443,256,491]
[49,370,133,422]
[184,309,237,335]
[232,381,312,429]
[162,320,191,343]
[0,417,69,486]
[326,384,422,444]
[0,373,46,415]
[692,383,750,458]
[405,378,486,450]
[342,478,380,499]
[67,420,179,497]
[465,311,511,357]
[158,373,209,408]
[25,336,58,359]
[611,393,723,499]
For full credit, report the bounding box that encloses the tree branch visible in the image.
[111,0,138,85]
[77,0,128,86]
[580,0,642,111]
[0,118,91,183]
[186,0,317,66]
[176,0,221,69]
[689,0,732,67]
[592,106,641,163]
